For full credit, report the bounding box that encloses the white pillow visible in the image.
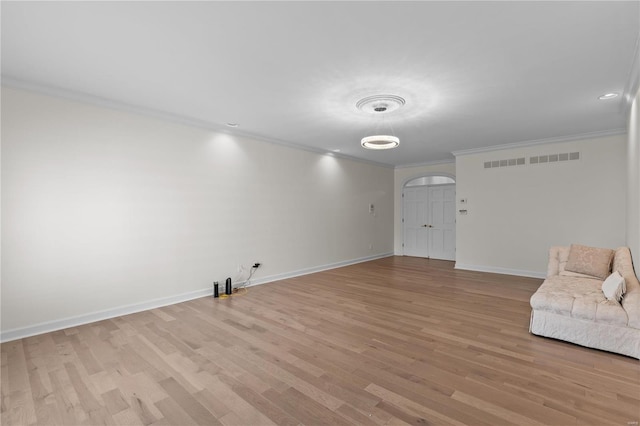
[601,271,626,302]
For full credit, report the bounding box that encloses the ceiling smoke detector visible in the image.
[356,94,406,114]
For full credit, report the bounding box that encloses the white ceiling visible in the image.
[2,1,639,167]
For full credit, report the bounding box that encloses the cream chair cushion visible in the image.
[530,276,628,326]
[564,244,614,280]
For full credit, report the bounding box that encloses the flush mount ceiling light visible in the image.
[357,94,404,150]
[226,122,239,127]
[598,93,619,100]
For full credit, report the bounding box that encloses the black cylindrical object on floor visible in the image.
[213,282,219,298]
[225,277,232,295]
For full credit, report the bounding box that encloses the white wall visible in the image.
[455,134,627,277]
[628,88,640,269]
[393,162,456,254]
[1,87,394,337]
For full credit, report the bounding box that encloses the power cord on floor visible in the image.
[219,264,259,298]
[219,287,249,298]
[240,265,258,289]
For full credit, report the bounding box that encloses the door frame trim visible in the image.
[401,173,457,257]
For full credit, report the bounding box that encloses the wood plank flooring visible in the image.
[2,256,639,425]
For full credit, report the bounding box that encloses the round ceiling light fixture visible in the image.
[361,135,400,150]
[357,94,404,150]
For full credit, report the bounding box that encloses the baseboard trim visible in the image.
[454,263,546,279]
[0,288,213,343]
[0,252,394,343]
[242,252,394,288]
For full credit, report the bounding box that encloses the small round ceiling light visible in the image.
[598,93,619,100]
[361,135,400,150]
[356,94,406,114]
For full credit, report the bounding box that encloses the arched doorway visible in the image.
[403,174,456,260]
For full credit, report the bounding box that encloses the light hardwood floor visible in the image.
[2,256,639,425]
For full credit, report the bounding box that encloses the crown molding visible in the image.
[622,33,640,111]
[394,158,455,169]
[451,128,627,157]
[4,77,627,169]
[1,77,395,170]
[1,76,229,132]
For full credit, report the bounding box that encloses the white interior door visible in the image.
[427,184,456,260]
[403,187,429,257]
[403,184,456,260]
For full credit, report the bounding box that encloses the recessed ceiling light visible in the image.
[598,93,619,100]
[226,122,239,127]
[361,135,400,150]
[332,149,341,152]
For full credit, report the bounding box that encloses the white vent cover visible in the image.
[484,152,580,169]
[530,152,579,164]
[484,157,525,169]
